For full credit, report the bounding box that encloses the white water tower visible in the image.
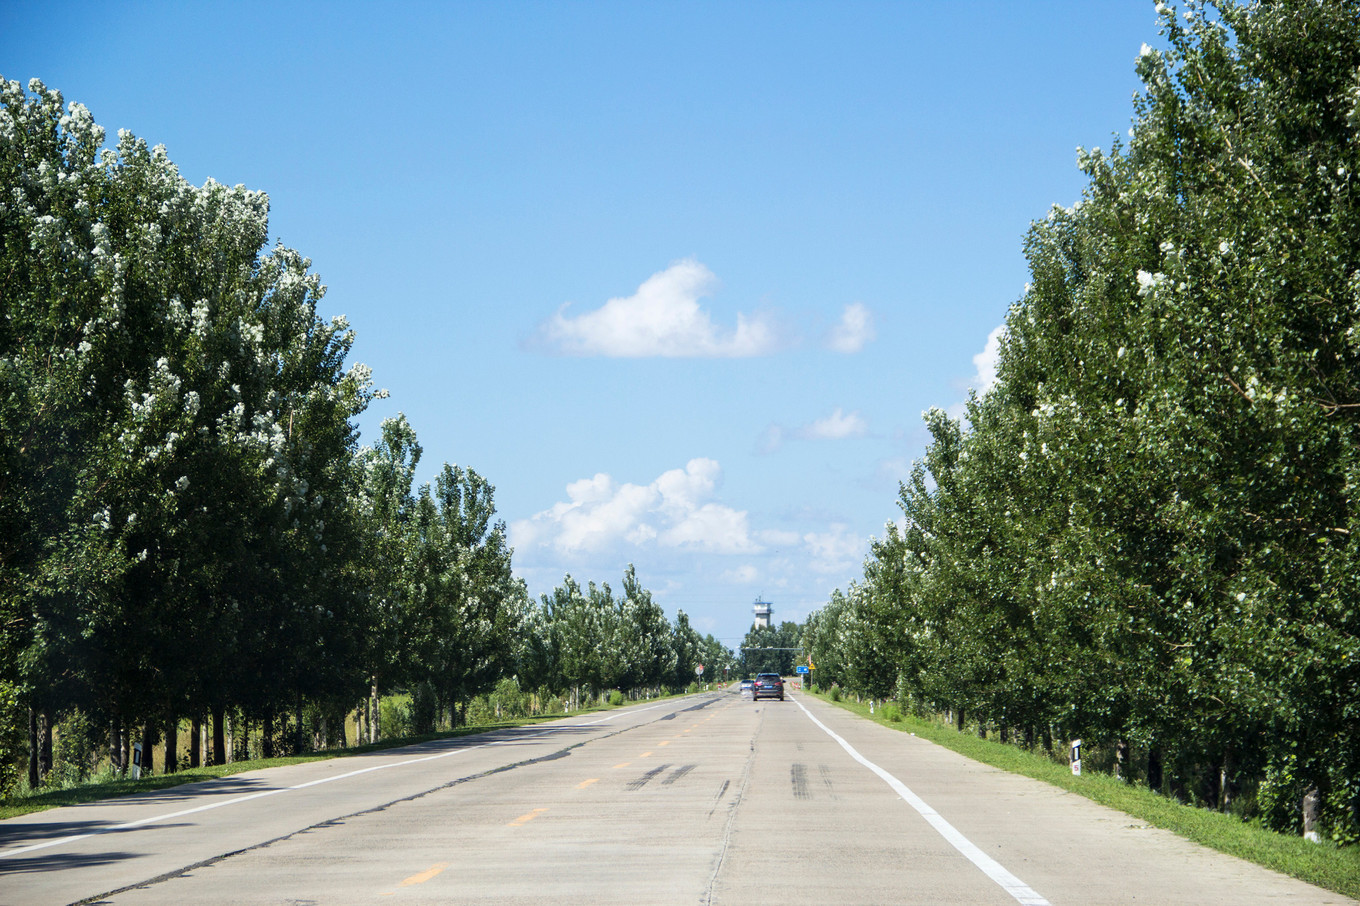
[753,597,772,629]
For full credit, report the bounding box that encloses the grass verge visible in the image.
[0,698,651,821]
[810,691,1360,901]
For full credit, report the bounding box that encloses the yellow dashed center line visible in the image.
[613,762,631,769]
[640,751,653,757]
[658,740,670,746]
[399,862,449,887]
[508,807,548,827]
[576,778,599,789]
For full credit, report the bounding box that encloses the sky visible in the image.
[3,1,1162,648]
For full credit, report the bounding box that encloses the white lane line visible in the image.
[0,740,493,860]
[0,700,687,860]
[793,696,1050,906]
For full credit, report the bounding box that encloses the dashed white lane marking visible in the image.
[793,695,1051,906]
[0,698,683,860]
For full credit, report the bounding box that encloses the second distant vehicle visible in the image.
[753,673,784,701]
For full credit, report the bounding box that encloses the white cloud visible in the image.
[510,458,759,555]
[721,564,761,584]
[971,323,1006,395]
[802,524,865,575]
[760,407,868,452]
[798,407,868,440]
[826,302,875,353]
[536,259,779,358]
[755,528,802,547]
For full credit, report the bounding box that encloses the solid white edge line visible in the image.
[0,696,687,860]
[792,695,1051,906]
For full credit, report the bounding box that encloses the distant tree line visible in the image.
[0,77,732,794]
[804,1,1360,846]
[739,620,804,676]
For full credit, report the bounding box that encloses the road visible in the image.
[0,688,1351,905]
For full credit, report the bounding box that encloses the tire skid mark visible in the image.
[706,780,731,819]
[662,764,696,786]
[819,763,837,799]
[790,763,810,800]
[627,765,670,791]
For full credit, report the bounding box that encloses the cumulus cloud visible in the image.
[971,324,1006,395]
[509,458,759,555]
[802,524,865,575]
[536,259,779,358]
[799,407,868,440]
[759,407,869,453]
[826,302,875,353]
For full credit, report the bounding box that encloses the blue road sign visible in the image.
[795,665,810,674]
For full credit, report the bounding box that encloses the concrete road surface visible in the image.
[0,688,1352,905]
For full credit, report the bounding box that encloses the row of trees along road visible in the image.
[804,1,1360,846]
[0,77,734,795]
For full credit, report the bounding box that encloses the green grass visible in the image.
[810,691,1360,900]
[0,698,644,821]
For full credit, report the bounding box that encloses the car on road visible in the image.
[752,673,784,701]
[739,678,755,694]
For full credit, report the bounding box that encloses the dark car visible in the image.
[753,673,784,701]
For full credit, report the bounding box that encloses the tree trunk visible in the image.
[262,706,274,759]
[39,712,53,780]
[1218,750,1232,812]
[164,716,178,774]
[190,716,202,768]
[109,718,124,773]
[1147,745,1163,794]
[369,681,380,743]
[1303,786,1322,843]
[122,727,132,775]
[295,694,304,754]
[27,707,39,789]
[211,706,226,766]
[955,709,965,732]
[1114,739,1129,781]
[140,724,155,776]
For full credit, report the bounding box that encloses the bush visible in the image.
[0,682,23,798]
[486,678,528,720]
[379,695,411,739]
[1258,755,1303,836]
[828,685,842,702]
[51,710,97,787]
[608,690,625,707]
[882,704,903,723]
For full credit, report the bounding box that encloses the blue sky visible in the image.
[4,1,1159,647]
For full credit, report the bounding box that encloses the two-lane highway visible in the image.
[0,689,1351,904]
